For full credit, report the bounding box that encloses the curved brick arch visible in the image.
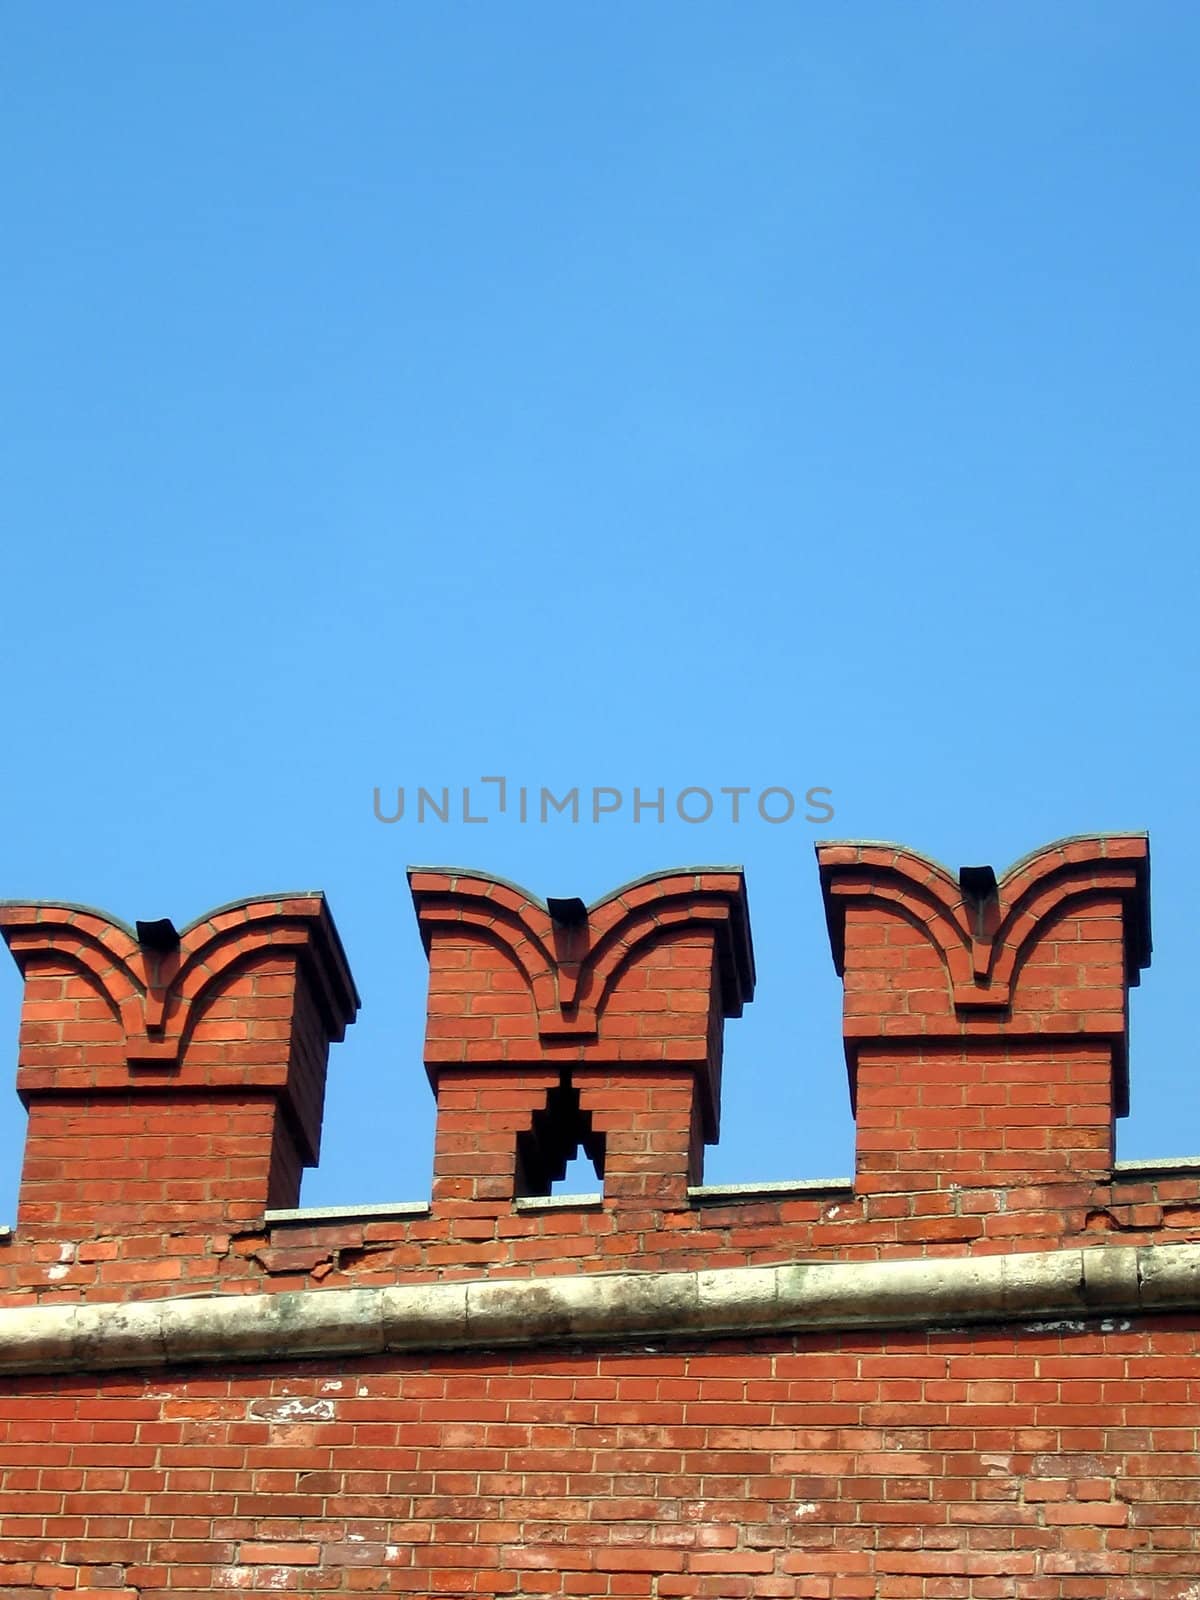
[409,873,558,1009]
[173,894,359,1045]
[0,902,144,985]
[817,846,975,1003]
[0,905,146,1044]
[988,835,1150,1001]
[579,873,750,1031]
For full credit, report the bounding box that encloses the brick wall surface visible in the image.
[0,835,1198,1598]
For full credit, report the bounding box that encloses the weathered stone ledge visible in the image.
[2,1242,1199,1377]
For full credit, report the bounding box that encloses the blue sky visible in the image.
[2,4,1197,1217]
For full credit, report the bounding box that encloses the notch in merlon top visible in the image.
[136,917,181,952]
[547,896,588,926]
[957,865,999,943]
[958,863,998,905]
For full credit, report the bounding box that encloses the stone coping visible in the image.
[2,1241,1198,1377]
[1113,1156,1200,1177]
[256,1163,1199,1229]
[264,1201,432,1225]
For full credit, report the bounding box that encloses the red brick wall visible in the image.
[3,1323,1200,1598]
[2,837,1199,1596]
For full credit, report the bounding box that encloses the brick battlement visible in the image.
[0,835,1193,1304]
[2,834,1199,1598]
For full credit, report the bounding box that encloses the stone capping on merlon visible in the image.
[2,1241,1200,1378]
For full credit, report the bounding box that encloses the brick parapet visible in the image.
[2,837,1200,1596]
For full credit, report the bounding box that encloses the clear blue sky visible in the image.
[2,4,1197,1217]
